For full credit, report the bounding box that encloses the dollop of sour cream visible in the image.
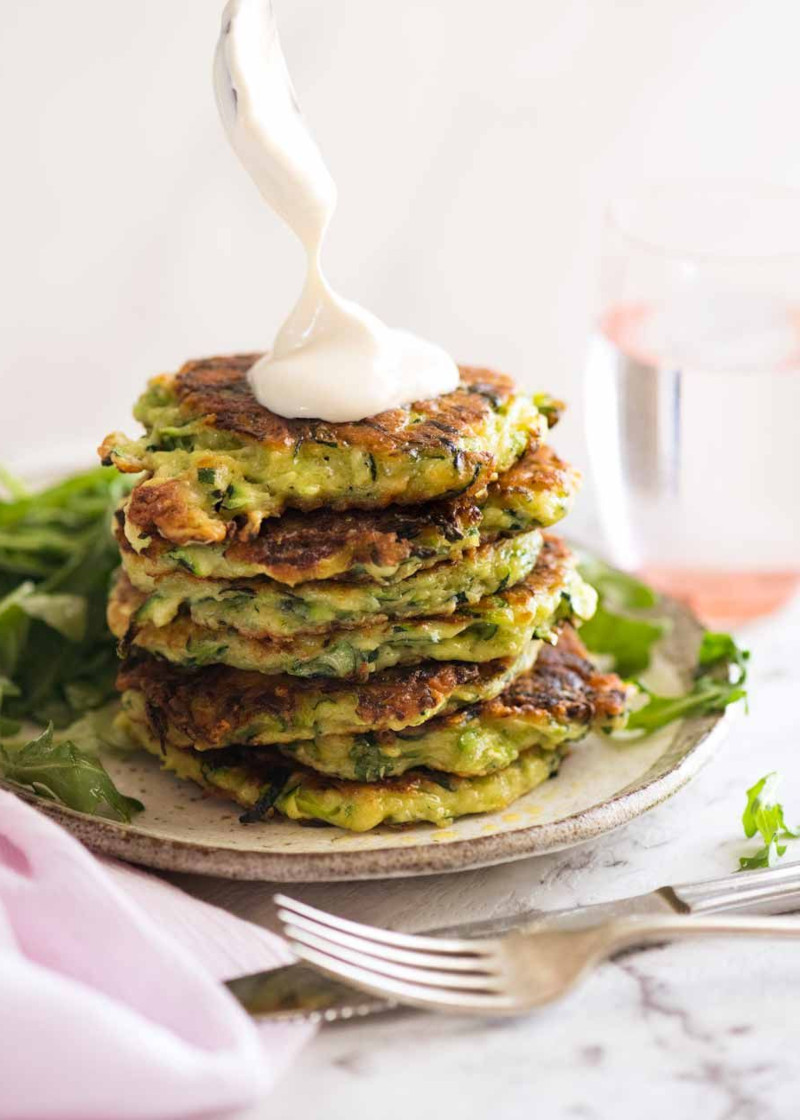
[214,0,459,422]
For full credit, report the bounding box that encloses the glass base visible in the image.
[638,567,800,628]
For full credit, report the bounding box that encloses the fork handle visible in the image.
[611,912,800,952]
[669,862,800,915]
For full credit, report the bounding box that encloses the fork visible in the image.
[275,893,800,1016]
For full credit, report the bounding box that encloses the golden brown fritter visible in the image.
[118,442,579,585]
[480,623,628,730]
[116,644,541,749]
[122,714,563,830]
[119,487,483,583]
[118,624,628,790]
[106,535,596,679]
[269,622,630,780]
[150,355,534,453]
[117,623,625,755]
[99,357,553,540]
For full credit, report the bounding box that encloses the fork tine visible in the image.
[292,943,518,1015]
[277,908,497,973]
[283,922,504,991]
[274,894,487,955]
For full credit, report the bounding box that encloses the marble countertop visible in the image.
[171,592,800,1120]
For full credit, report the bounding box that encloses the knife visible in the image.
[225,862,800,1023]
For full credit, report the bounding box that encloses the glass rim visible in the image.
[606,181,800,264]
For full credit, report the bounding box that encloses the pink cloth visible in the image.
[0,791,314,1120]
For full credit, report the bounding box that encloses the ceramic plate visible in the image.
[6,584,729,882]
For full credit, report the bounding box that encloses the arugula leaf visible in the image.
[0,723,143,822]
[626,679,747,733]
[0,465,147,818]
[18,590,87,642]
[742,773,792,839]
[578,557,665,678]
[578,556,749,735]
[0,465,133,728]
[738,772,799,871]
[0,674,21,700]
[578,557,659,610]
[0,678,21,738]
[578,606,667,678]
[0,583,34,678]
[626,632,748,733]
[698,631,750,676]
[738,843,785,871]
[0,581,87,645]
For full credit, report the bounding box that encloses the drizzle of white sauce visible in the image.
[214,0,459,422]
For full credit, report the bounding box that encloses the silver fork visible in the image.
[275,893,800,1016]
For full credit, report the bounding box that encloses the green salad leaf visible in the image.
[578,607,667,679]
[0,580,87,648]
[0,723,143,822]
[0,463,144,818]
[17,588,87,642]
[579,556,749,735]
[577,557,659,610]
[738,772,799,871]
[0,676,21,736]
[0,465,132,729]
[578,557,666,677]
[626,631,748,733]
[698,631,750,677]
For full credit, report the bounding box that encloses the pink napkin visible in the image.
[0,791,315,1120]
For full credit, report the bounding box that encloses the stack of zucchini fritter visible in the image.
[100,356,628,832]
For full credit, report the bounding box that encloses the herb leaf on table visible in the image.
[738,773,799,871]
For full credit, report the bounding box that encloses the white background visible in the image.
[3,0,800,534]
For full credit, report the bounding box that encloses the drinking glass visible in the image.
[584,184,800,624]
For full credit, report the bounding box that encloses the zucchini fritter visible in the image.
[279,624,628,778]
[123,530,542,638]
[99,357,554,543]
[120,624,627,782]
[119,443,580,585]
[108,536,596,680]
[120,713,564,832]
[117,642,543,748]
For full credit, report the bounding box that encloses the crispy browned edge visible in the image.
[117,655,516,750]
[118,442,572,584]
[119,622,627,794]
[108,534,572,653]
[118,492,482,584]
[162,357,519,450]
[479,622,628,729]
[498,442,578,501]
[99,360,530,468]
